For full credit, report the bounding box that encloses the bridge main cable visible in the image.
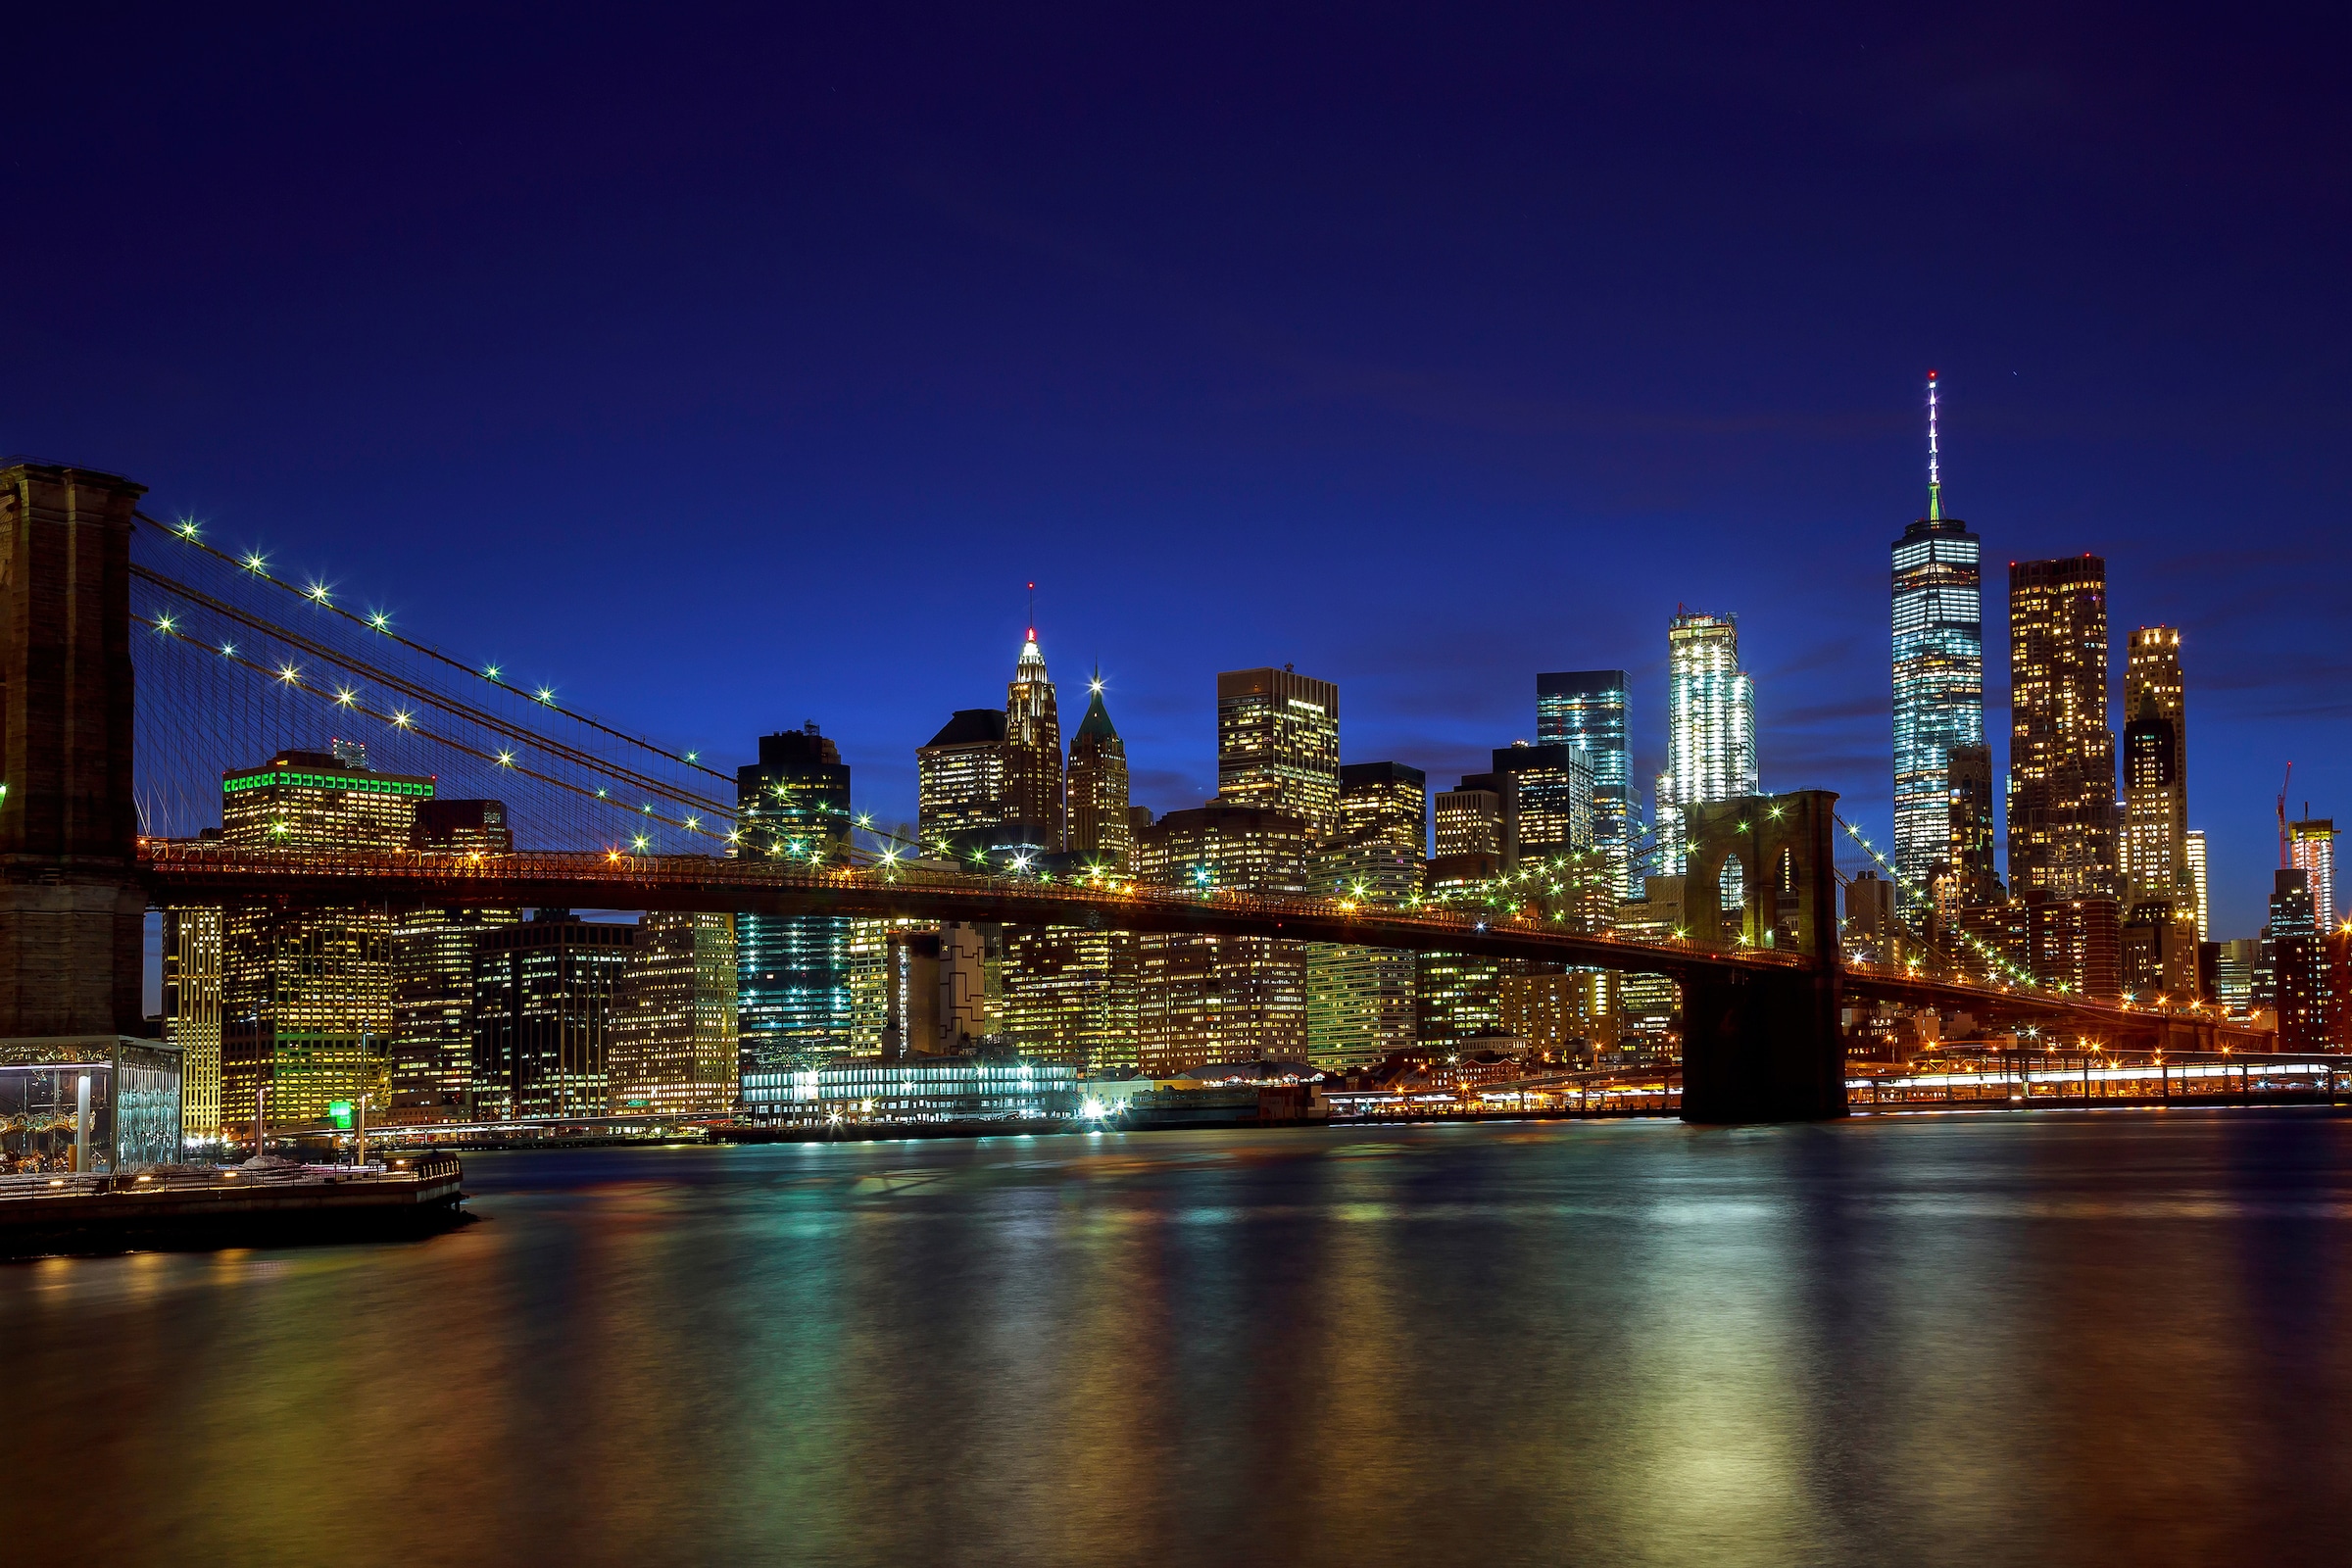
[135,513,736,796]
[130,555,733,823]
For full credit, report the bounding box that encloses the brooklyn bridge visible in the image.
[0,461,2271,1126]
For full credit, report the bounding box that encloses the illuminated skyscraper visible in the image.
[219,748,432,1128]
[2291,817,2338,931]
[1435,775,1507,859]
[1492,742,1593,862]
[1944,743,2000,906]
[917,710,1008,846]
[391,800,518,1117]
[2121,627,2191,915]
[1003,924,1140,1074]
[1216,666,1341,842]
[2256,868,2327,1048]
[1891,372,1985,889]
[736,726,852,1071]
[1065,671,1131,866]
[2184,829,2211,942]
[1132,804,1310,1072]
[609,911,739,1116]
[1656,612,1756,875]
[161,907,221,1139]
[1004,626,1064,845]
[1339,761,1426,854]
[1538,670,1635,895]
[1302,840,1420,1073]
[2007,557,2118,900]
[471,911,635,1119]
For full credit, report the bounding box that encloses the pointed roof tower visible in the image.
[1014,580,1048,680]
[1075,665,1119,742]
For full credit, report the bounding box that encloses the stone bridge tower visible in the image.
[0,462,148,1040]
[1678,790,1846,1121]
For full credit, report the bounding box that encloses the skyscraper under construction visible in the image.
[1656,611,1755,875]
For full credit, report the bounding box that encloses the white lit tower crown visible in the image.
[1890,370,1984,891]
[1003,587,1065,846]
[1656,610,1757,874]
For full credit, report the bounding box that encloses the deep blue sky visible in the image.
[10,4,2348,936]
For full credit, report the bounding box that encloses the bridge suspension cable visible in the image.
[129,515,739,854]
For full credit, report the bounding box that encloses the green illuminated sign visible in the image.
[327,1101,354,1129]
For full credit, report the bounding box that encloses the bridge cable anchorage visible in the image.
[135,512,732,783]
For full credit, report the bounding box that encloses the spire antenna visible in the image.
[1026,580,1036,641]
[1926,370,1942,521]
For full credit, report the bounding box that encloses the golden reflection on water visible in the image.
[5,1113,2352,1566]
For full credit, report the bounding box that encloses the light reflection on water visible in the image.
[5,1110,2351,1566]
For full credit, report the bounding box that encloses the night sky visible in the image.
[10,5,2347,937]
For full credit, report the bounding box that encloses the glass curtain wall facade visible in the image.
[1657,613,1756,875]
[2290,819,2339,932]
[1537,670,1635,895]
[1890,503,1984,889]
[736,726,853,1073]
[161,906,222,1139]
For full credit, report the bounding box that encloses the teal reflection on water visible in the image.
[4,1113,2350,1566]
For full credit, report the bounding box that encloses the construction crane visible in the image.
[2278,761,2295,868]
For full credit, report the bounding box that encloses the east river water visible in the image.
[6,1110,2352,1566]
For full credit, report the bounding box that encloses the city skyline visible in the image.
[8,10,2343,943]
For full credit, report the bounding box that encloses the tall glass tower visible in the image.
[735,725,852,1073]
[1657,613,1756,874]
[1891,370,1984,891]
[1538,670,1635,895]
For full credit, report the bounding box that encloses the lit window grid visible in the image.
[1137,933,1307,1075]
[1539,681,1636,899]
[1891,621,1984,886]
[2291,828,2339,932]
[1067,732,1133,862]
[1340,776,1427,855]
[1660,616,1756,873]
[1004,924,1141,1075]
[2006,564,2118,901]
[1434,790,1505,859]
[2184,831,2212,943]
[1217,683,1342,843]
[609,911,738,1116]
[470,926,633,1120]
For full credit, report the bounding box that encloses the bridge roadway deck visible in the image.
[138,844,2259,1047]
